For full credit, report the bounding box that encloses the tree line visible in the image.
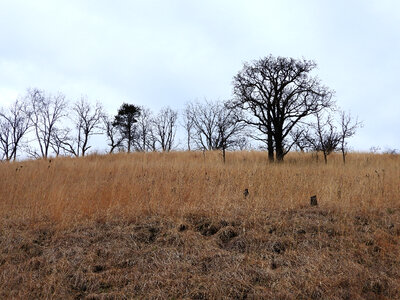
[0,55,361,163]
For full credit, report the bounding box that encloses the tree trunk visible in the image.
[267,106,274,162]
[342,148,346,164]
[267,132,274,162]
[276,146,284,161]
[274,127,284,162]
[275,135,284,162]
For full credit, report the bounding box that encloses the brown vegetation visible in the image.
[0,151,399,299]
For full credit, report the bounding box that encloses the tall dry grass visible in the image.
[1,151,399,225]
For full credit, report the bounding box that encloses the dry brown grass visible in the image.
[0,151,399,299]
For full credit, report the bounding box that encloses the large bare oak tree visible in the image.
[233,55,334,161]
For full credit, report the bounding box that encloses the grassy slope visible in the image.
[0,151,399,299]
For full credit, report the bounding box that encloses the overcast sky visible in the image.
[0,0,399,151]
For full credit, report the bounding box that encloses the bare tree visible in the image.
[49,128,71,156]
[215,101,247,162]
[383,148,399,155]
[304,112,341,164]
[58,98,104,157]
[103,114,124,154]
[339,111,362,164]
[27,89,68,158]
[134,107,156,152]
[369,146,381,153]
[186,100,246,162]
[0,117,11,160]
[233,55,334,162]
[181,104,195,151]
[74,98,104,156]
[290,127,311,152]
[186,100,219,151]
[235,136,251,151]
[153,107,178,152]
[0,99,31,161]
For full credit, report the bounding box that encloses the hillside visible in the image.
[0,152,399,299]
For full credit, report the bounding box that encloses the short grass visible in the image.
[0,151,399,299]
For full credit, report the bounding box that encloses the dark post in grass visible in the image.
[310,195,318,206]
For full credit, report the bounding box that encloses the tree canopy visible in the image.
[233,55,334,161]
[113,103,141,153]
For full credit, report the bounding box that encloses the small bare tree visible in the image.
[305,112,341,164]
[134,107,156,152]
[0,99,31,161]
[102,114,124,154]
[290,127,312,152]
[339,111,362,164]
[186,100,217,150]
[186,100,246,162]
[27,88,68,158]
[57,98,104,157]
[50,128,73,156]
[73,98,104,156]
[215,101,247,162]
[181,104,194,151]
[153,107,178,152]
[0,117,11,160]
